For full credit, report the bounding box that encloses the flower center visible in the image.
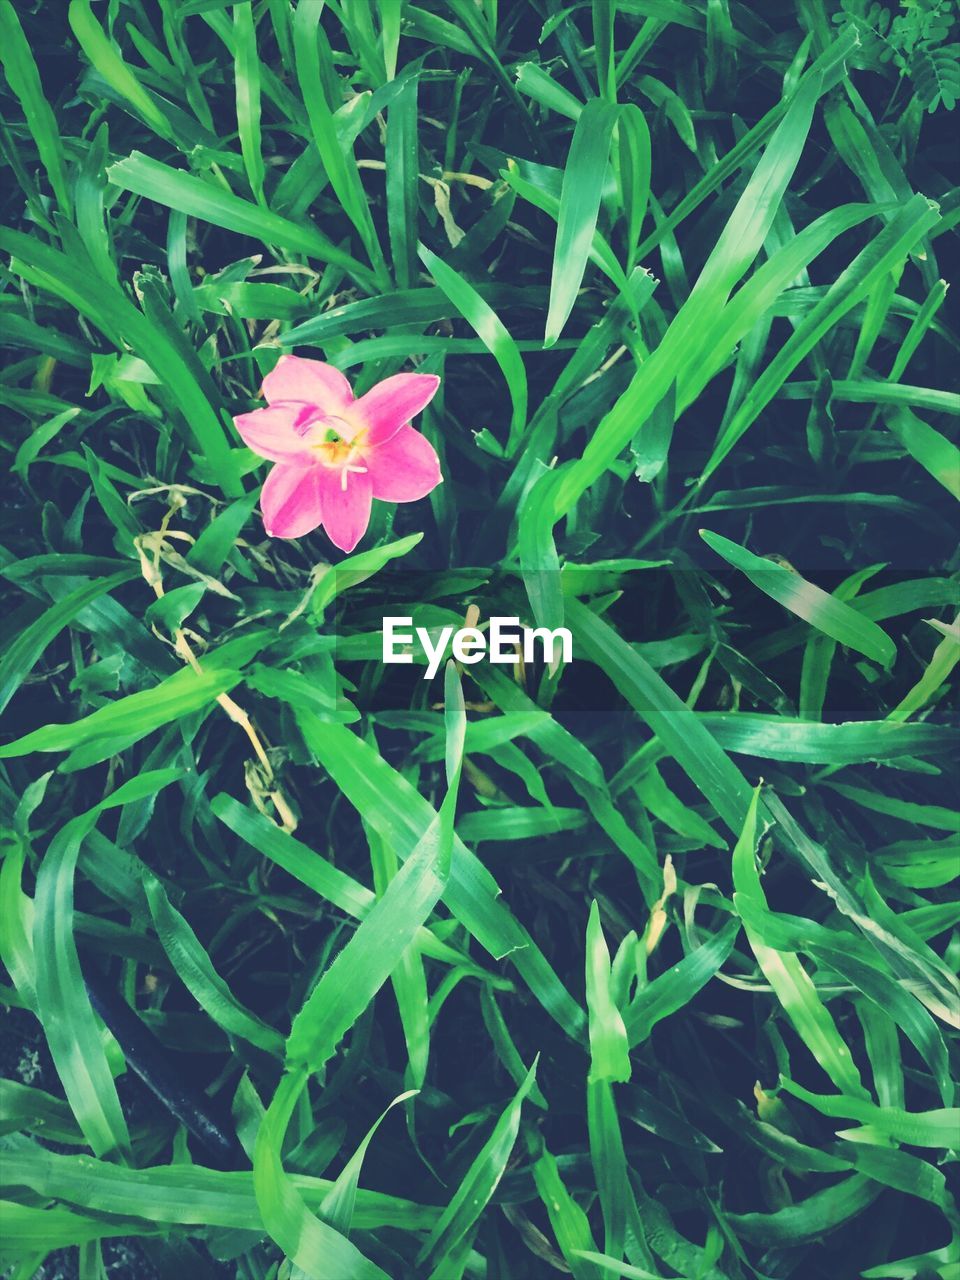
[308,416,369,489]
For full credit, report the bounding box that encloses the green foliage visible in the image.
[0,2,957,1279]
[834,0,960,109]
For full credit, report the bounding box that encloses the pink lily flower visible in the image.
[233,355,442,552]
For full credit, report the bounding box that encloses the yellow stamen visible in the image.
[310,417,370,481]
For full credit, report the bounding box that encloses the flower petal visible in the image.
[316,467,373,553]
[353,373,440,445]
[260,463,324,539]
[234,405,315,462]
[364,426,442,503]
[261,355,354,413]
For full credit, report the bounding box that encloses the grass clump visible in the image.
[0,2,957,1279]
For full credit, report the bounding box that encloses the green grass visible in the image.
[1,2,958,1279]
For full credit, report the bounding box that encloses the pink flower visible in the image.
[233,355,442,552]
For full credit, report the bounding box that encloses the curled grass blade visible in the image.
[585,901,631,1084]
[778,1077,960,1148]
[418,243,528,455]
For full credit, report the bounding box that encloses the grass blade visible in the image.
[884,405,960,500]
[418,243,528,455]
[0,1,71,213]
[417,1059,539,1270]
[732,788,868,1098]
[545,99,620,345]
[585,901,631,1084]
[68,0,173,139]
[106,153,376,286]
[143,873,285,1057]
[233,1,265,203]
[699,529,897,667]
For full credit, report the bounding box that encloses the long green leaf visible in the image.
[33,773,180,1159]
[419,242,528,454]
[700,529,897,667]
[585,901,631,1083]
[778,1078,960,1148]
[732,788,868,1098]
[3,1141,437,1231]
[106,153,375,286]
[545,99,620,345]
[0,663,243,761]
[68,0,173,139]
[144,874,285,1057]
[0,570,136,716]
[884,405,960,500]
[417,1060,539,1270]
[0,1,71,212]
[293,713,586,1037]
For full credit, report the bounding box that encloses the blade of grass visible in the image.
[386,74,419,288]
[585,901,631,1084]
[143,874,285,1057]
[0,227,244,493]
[254,671,464,1275]
[34,773,181,1160]
[701,194,941,484]
[545,99,620,346]
[778,1078,960,1147]
[418,243,527,455]
[286,665,463,1073]
[0,661,245,762]
[320,1090,417,1233]
[537,51,845,523]
[106,153,376,287]
[233,0,265,204]
[379,0,403,80]
[68,0,173,140]
[617,104,651,273]
[292,713,586,1036]
[887,614,960,722]
[0,570,137,716]
[699,530,897,668]
[727,1175,880,1246]
[3,1139,437,1231]
[533,1145,603,1280]
[0,1,72,214]
[884,406,960,500]
[623,919,740,1045]
[566,597,753,833]
[253,1072,392,1280]
[291,0,388,284]
[732,788,868,1098]
[416,1059,539,1271]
